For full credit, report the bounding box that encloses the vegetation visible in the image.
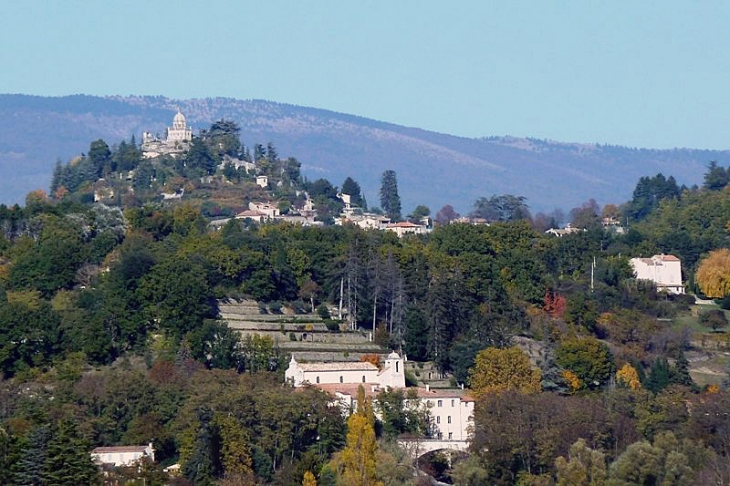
[1,125,730,484]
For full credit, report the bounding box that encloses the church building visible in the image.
[141,109,193,158]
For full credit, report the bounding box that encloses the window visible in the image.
[448,432,453,440]
[451,399,455,407]
[447,416,451,424]
[437,400,442,407]
[436,416,440,424]
[396,362,399,372]
[339,376,343,383]
[437,432,443,440]
[316,376,320,384]
[362,375,366,383]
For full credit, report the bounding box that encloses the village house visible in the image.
[248,201,280,218]
[385,221,431,238]
[285,352,473,448]
[91,443,155,467]
[545,224,583,237]
[630,254,684,294]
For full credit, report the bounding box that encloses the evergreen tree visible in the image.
[342,177,366,209]
[183,407,221,485]
[671,350,693,387]
[645,357,672,393]
[14,425,50,485]
[703,160,729,191]
[43,420,99,485]
[379,170,401,221]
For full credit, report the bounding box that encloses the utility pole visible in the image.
[591,256,596,292]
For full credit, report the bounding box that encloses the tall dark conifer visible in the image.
[379,170,402,221]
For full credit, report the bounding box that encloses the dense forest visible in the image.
[0,124,729,485]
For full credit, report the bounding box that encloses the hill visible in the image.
[1,94,727,213]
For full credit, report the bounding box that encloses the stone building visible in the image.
[141,109,193,158]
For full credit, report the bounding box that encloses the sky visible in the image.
[1,1,729,149]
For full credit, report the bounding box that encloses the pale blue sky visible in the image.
[1,1,728,149]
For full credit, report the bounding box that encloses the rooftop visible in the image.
[92,445,149,454]
[298,362,378,372]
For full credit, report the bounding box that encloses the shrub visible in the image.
[316,303,330,320]
[324,319,339,332]
[699,309,729,332]
[269,301,282,314]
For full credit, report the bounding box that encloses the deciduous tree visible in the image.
[696,248,730,298]
[468,347,541,398]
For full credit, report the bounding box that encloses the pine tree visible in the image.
[14,425,50,485]
[672,350,693,387]
[379,170,401,221]
[43,420,99,486]
[645,358,672,393]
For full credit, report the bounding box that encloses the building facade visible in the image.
[286,352,472,447]
[91,443,155,467]
[141,109,193,158]
[630,254,684,294]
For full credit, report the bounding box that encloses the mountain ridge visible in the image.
[1,94,727,213]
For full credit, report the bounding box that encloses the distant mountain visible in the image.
[0,94,727,213]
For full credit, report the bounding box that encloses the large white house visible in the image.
[286,352,473,449]
[630,254,684,294]
[91,443,155,467]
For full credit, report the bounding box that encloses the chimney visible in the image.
[425,384,430,392]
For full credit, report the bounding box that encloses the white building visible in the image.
[167,109,193,143]
[286,352,473,448]
[141,109,193,158]
[286,351,405,389]
[630,254,684,294]
[91,443,155,467]
[385,221,431,238]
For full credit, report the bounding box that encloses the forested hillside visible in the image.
[2,94,728,213]
[1,127,730,484]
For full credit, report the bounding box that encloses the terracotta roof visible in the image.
[657,254,680,262]
[387,222,421,228]
[236,210,266,218]
[92,446,148,454]
[299,362,378,372]
[314,384,475,402]
[413,387,475,402]
[316,383,381,398]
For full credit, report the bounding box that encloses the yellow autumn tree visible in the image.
[562,370,582,393]
[214,413,254,478]
[696,248,730,298]
[302,470,317,486]
[336,411,382,486]
[468,347,542,398]
[616,363,642,390]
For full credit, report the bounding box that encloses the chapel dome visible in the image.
[387,351,400,359]
[173,110,186,124]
